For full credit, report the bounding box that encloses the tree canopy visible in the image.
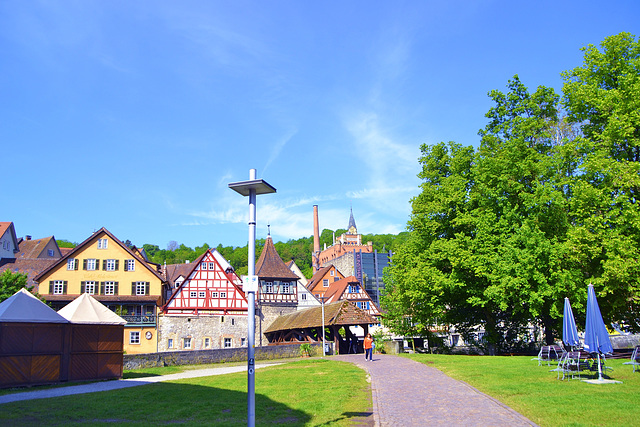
[382,33,640,353]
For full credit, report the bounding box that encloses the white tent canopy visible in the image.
[0,288,69,323]
[58,293,127,325]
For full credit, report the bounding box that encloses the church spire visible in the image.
[348,206,357,234]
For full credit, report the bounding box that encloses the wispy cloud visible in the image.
[263,128,297,174]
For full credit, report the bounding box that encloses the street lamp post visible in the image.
[229,169,276,427]
[319,296,327,357]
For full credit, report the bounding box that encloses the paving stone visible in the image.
[334,354,537,427]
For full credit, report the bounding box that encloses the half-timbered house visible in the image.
[159,249,250,351]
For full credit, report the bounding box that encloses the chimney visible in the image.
[313,205,320,273]
[26,235,32,241]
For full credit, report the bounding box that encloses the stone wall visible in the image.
[124,343,321,370]
[157,303,299,352]
[323,252,355,277]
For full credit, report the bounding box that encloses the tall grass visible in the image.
[405,353,639,427]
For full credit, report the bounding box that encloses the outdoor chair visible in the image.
[558,351,586,380]
[622,346,640,373]
[534,345,565,366]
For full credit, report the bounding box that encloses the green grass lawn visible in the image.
[404,353,639,427]
[0,359,371,426]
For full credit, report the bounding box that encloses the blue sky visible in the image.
[2,1,639,249]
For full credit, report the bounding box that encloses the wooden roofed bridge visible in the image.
[264,300,377,354]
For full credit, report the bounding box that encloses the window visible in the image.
[52,280,65,295]
[175,279,183,288]
[199,291,205,298]
[47,249,54,257]
[104,281,116,295]
[97,238,108,249]
[241,338,247,347]
[135,282,147,296]
[201,262,207,270]
[168,339,174,349]
[125,259,135,271]
[349,285,360,293]
[220,292,226,298]
[264,282,273,293]
[330,270,334,276]
[67,258,78,270]
[211,292,218,298]
[105,259,118,271]
[224,338,232,348]
[282,282,290,294]
[84,258,98,271]
[323,279,329,287]
[301,293,307,301]
[83,281,96,295]
[204,337,211,348]
[209,262,215,270]
[190,291,197,298]
[183,337,192,349]
[130,331,140,345]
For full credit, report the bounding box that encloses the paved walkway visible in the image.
[0,363,281,405]
[1,355,537,426]
[334,354,537,427]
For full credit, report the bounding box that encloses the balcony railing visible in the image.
[121,315,156,325]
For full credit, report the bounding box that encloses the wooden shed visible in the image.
[0,289,70,388]
[264,300,377,354]
[0,289,126,389]
[58,293,126,381]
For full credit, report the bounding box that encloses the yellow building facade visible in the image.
[36,228,167,354]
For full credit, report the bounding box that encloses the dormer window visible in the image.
[48,249,54,257]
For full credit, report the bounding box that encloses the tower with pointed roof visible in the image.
[254,231,301,345]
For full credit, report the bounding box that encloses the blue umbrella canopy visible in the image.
[562,297,580,348]
[583,284,613,355]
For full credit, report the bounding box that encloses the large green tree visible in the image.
[562,32,640,330]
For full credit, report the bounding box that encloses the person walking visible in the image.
[364,333,373,361]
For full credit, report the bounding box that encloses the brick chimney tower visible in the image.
[313,205,320,273]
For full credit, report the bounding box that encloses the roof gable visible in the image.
[0,222,19,257]
[164,249,247,313]
[255,236,299,280]
[34,227,165,283]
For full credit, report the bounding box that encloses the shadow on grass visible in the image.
[0,381,313,426]
[121,372,162,379]
[314,410,375,426]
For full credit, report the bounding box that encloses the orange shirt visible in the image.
[364,337,373,349]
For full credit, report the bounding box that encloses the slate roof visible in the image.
[264,300,376,333]
[165,262,195,285]
[255,236,299,280]
[348,207,357,230]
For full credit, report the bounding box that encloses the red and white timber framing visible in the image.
[163,249,248,316]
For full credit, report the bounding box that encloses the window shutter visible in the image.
[132,282,136,295]
[102,259,106,270]
[115,260,119,271]
[74,259,78,270]
[114,282,119,295]
[63,281,67,295]
[100,282,105,295]
[123,260,128,272]
[80,281,85,293]
[145,282,150,295]
[49,281,53,294]
[83,259,87,270]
